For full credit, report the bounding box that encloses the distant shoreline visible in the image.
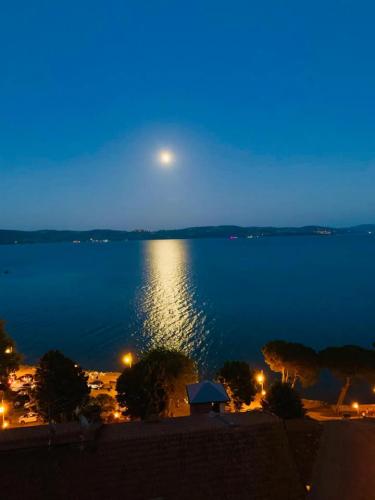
[0,224,374,246]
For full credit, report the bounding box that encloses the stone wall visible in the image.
[0,412,305,500]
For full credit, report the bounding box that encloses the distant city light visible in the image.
[158,149,175,166]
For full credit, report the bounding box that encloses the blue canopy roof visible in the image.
[186,380,229,404]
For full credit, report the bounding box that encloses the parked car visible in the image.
[12,382,34,393]
[16,390,30,397]
[10,379,24,391]
[88,379,104,390]
[24,401,36,411]
[19,374,34,384]
[13,394,30,409]
[18,412,39,424]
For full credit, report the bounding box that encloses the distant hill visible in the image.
[0,224,374,245]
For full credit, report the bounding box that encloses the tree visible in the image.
[35,350,90,423]
[217,361,256,411]
[116,347,197,420]
[319,345,375,412]
[0,320,22,385]
[262,340,319,388]
[262,381,305,419]
[82,394,117,423]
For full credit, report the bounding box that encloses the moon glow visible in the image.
[158,149,175,166]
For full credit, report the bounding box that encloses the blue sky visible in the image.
[1,0,374,229]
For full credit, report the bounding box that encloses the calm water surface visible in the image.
[0,236,375,382]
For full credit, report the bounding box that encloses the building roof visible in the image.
[186,380,230,404]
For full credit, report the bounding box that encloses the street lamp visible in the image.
[0,403,7,430]
[122,352,133,368]
[352,402,359,415]
[4,346,12,354]
[256,371,265,393]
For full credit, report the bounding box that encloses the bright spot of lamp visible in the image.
[158,149,175,166]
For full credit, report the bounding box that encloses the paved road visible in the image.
[310,420,375,500]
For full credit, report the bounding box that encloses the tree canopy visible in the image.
[262,340,319,387]
[319,345,375,409]
[82,394,117,423]
[35,350,90,423]
[0,320,22,385]
[262,381,305,419]
[217,361,256,410]
[116,347,197,420]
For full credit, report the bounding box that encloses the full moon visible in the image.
[158,149,175,166]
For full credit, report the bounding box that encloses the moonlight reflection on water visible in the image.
[137,239,210,364]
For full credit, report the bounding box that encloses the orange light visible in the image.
[352,402,359,410]
[2,421,9,429]
[4,347,12,354]
[122,353,133,368]
[256,371,265,384]
[261,389,266,397]
[114,411,120,419]
[0,405,6,415]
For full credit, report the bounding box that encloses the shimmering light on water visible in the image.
[137,240,208,360]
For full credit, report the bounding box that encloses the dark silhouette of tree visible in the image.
[82,394,117,423]
[262,381,305,419]
[217,361,256,410]
[116,348,197,420]
[319,345,375,412]
[0,320,22,385]
[262,340,319,387]
[35,350,90,423]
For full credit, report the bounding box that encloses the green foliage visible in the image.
[0,320,22,385]
[95,393,117,413]
[81,394,116,423]
[262,340,319,387]
[319,345,375,409]
[262,381,305,419]
[116,347,197,420]
[217,361,256,410]
[319,345,375,381]
[35,350,90,423]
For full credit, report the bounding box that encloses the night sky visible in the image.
[1,1,374,230]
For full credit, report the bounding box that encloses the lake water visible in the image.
[1,236,375,389]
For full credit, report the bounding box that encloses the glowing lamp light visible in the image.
[352,402,359,410]
[0,405,5,415]
[256,372,265,385]
[4,347,12,354]
[261,389,266,397]
[122,353,133,368]
[2,421,9,429]
[114,411,120,419]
